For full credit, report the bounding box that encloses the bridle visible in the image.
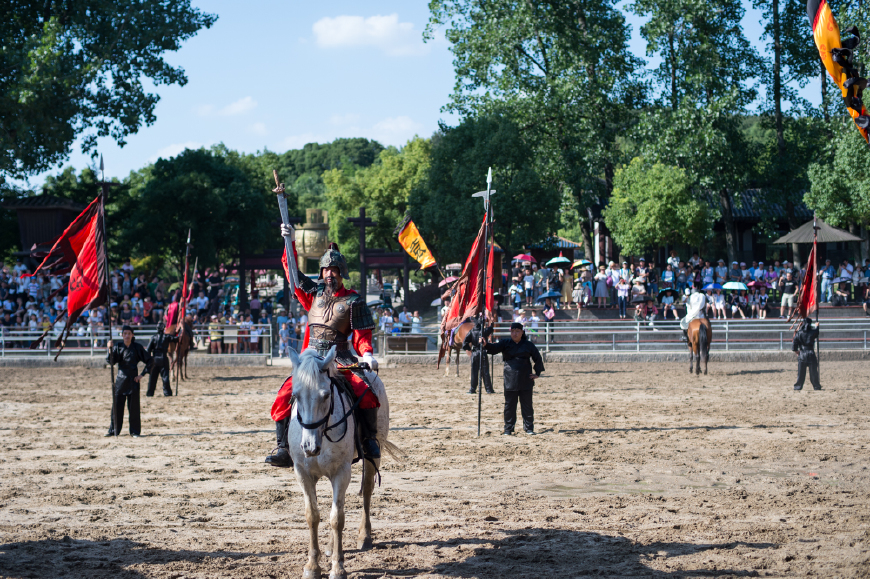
[295,365,372,444]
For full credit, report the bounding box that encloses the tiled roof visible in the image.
[731,189,813,221]
[526,236,583,249]
[1,194,86,211]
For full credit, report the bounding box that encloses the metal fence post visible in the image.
[780,331,783,351]
[725,321,729,351]
[636,322,640,351]
[612,333,615,351]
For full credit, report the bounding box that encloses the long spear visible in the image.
[100,155,116,433]
[472,167,494,437]
[273,170,298,301]
[175,229,192,394]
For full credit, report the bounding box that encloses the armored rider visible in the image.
[793,317,822,391]
[146,322,178,397]
[265,229,380,468]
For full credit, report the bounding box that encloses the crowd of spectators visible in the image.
[501,252,870,322]
[1,257,286,352]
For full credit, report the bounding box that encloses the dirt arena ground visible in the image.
[0,359,868,578]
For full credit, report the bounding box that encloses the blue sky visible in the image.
[28,0,819,187]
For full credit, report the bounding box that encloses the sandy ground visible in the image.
[0,359,869,578]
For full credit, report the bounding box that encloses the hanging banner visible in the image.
[396,217,437,269]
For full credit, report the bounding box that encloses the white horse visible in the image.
[287,346,398,579]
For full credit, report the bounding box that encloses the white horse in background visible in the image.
[287,346,399,579]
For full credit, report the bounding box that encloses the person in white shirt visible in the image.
[398,307,411,333]
[667,250,680,271]
[522,269,535,306]
[712,289,727,319]
[410,311,421,334]
[740,262,752,281]
[688,253,701,268]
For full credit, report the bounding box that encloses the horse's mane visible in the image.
[294,348,337,388]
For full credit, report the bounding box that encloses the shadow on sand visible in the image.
[357,528,771,578]
[0,536,283,578]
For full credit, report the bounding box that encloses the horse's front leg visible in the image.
[328,465,351,579]
[358,457,379,551]
[454,348,460,377]
[297,474,322,579]
[688,347,694,374]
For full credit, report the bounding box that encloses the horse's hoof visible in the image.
[357,536,373,551]
[302,567,322,579]
[329,569,347,579]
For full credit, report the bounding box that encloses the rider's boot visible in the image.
[359,407,381,460]
[681,329,688,342]
[265,417,293,468]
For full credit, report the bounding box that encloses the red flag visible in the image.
[790,239,818,322]
[26,194,107,350]
[438,213,494,367]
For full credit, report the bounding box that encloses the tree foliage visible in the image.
[1,0,217,178]
[604,158,711,254]
[324,138,431,267]
[806,123,870,227]
[118,147,267,270]
[410,115,560,263]
[427,0,645,256]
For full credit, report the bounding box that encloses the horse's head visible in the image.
[288,346,337,458]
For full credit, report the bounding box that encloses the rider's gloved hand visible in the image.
[362,352,378,371]
[280,224,295,241]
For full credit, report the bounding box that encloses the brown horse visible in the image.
[438,319,475,377]
[686,317,712,375]
[168,317,193,386]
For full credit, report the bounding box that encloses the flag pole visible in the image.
[478,167,493,438]
[100,155,116,433]
[814,212,820,376]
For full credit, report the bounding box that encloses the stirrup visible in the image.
[362,438,381,460]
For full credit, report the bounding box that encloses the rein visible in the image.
[295,370,373,445]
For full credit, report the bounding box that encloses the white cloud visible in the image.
[151,142,203,162]
[195,96,257,117]
[329,113,360,126]
[220,96,257,116]
[249,122,268,136]
[312,14,430,56]
[370,116,422,145]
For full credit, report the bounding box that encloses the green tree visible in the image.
[426,0,645,257]
[118,147,267,271]
[603,158,712,254]
[806,124,870,233]
[1,1,216,178]
[410,115,560,263]
[324,138,432,267]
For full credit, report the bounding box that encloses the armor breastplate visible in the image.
[307,294,353,350]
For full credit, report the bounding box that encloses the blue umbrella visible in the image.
[535,290,562,302]
[722,281,748,291]
[703,283,723,290]
[546,256,571,266]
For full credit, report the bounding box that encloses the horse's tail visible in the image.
[699,322,709,359]
[378,437,405,463]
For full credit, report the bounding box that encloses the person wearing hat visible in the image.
[729,261,743,282]
[715,259,728,284]
[482,322,544,435]
[793,317,822,390]
[146,321,179,397]
[106,325,152,437]
[266,229,381,468]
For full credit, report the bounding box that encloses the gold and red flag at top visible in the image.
[808,0,870,143]
[395,216,437,269]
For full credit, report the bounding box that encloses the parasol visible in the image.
[535,290,562,302]
[512,254,536,263]
[430,298,442,306]
[438,276,458,287]
[772,218,865,245]
[722,281,748,291]
[703,283,723,291]
[571,259,592,269]
[546,255,571,266]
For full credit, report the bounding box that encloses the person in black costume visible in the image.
[793,317,821,391]
[463,314,494,394]
[483,322,545,435]
[146,322,178,397]
[105,325,152,437]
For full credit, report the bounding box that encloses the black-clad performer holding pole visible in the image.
[482,322,544,436]
[146,322,178,397]
[463,313,493,394]
[793,317,822,391]
[105,325,152,437]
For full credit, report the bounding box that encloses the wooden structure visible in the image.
[346,207,415,303]
[2,195,86,264]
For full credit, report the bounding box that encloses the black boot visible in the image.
[681,329,688,342]
[467,388,476,394]
[265,417,293,467]
[359,407,381,460]
[265,447,292,467]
